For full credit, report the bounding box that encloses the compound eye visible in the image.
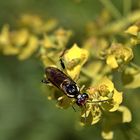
[76,93,89,106]
[82,93,89,99]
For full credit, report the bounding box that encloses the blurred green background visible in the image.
[0,0,140,140]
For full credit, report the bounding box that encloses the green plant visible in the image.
[1,2,140,139]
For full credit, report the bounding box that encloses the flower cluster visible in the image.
[0,14,71,60]
[125,23,140,45]
[102,43,133,69]
[1,11,140,139]
[82,77,123,124]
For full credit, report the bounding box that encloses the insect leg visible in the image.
[59,49,67,70]
[87,98,112,104]
[60,49,67,58]
[41,79,50,84]
[72,105,76,112]
[60,58,65,70]
[80,85,85,92]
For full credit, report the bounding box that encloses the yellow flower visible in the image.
[105,43,133,69]
[19,14,58,34]
[20,14,43,30]
[18,35,39,60]
[117,106,132,123]
[101,130,114,140]
[55,28,72,48]
[0,25,20,55]
[83,37,108,58]
[97,77,114,94]
[125,24,140,46]
[80,105,102,125]
[39,28,73,68]
[41,45,89,110]
[39,47,57,66]
[101,105,132,140]
[125,25,139,36]
[42,35,55,49]
[108,89,123,112]
[0,25,10,46]
[12,28,29,46]
[63,44,89,80]
[43,19,58,32]
[81,77,123,125]
[106,54,118,69]
[2,45,19,55]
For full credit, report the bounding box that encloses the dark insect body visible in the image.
[42,67,88,106]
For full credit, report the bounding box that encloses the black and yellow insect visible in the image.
[42,66,89,106]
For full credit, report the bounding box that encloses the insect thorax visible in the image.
[60,79,80,98]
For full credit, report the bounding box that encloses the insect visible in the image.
[42,66,89,106]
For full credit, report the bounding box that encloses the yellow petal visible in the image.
[125,25,139,36]
[67,65,81,80]
[3,45,19,55]
[80,109,101,125]
[98,77,114,93]
[64,44,89,79]
[81,105,91,117]
[18,35,38,60]
[123,47,133,62]
[118,106,132,123]
[106,55,118,69]
[0,25,10,45]
[55,28,72,47]
[43,19,58,32]
[130,38,138,45]
[64,44,89,66]
[42,36,54,48]
[91,107,102,125]
[109,89,123,112]
[20,14,43,28]
[12,29,29,46]
[101,130,114,140]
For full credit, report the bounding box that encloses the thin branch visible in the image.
[123,0,131,16]
[99,0,122,19]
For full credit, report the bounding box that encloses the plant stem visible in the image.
[98,10,140,35]
[123,0,131,16]
[130,62,140,70]
[99,0,122,19]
